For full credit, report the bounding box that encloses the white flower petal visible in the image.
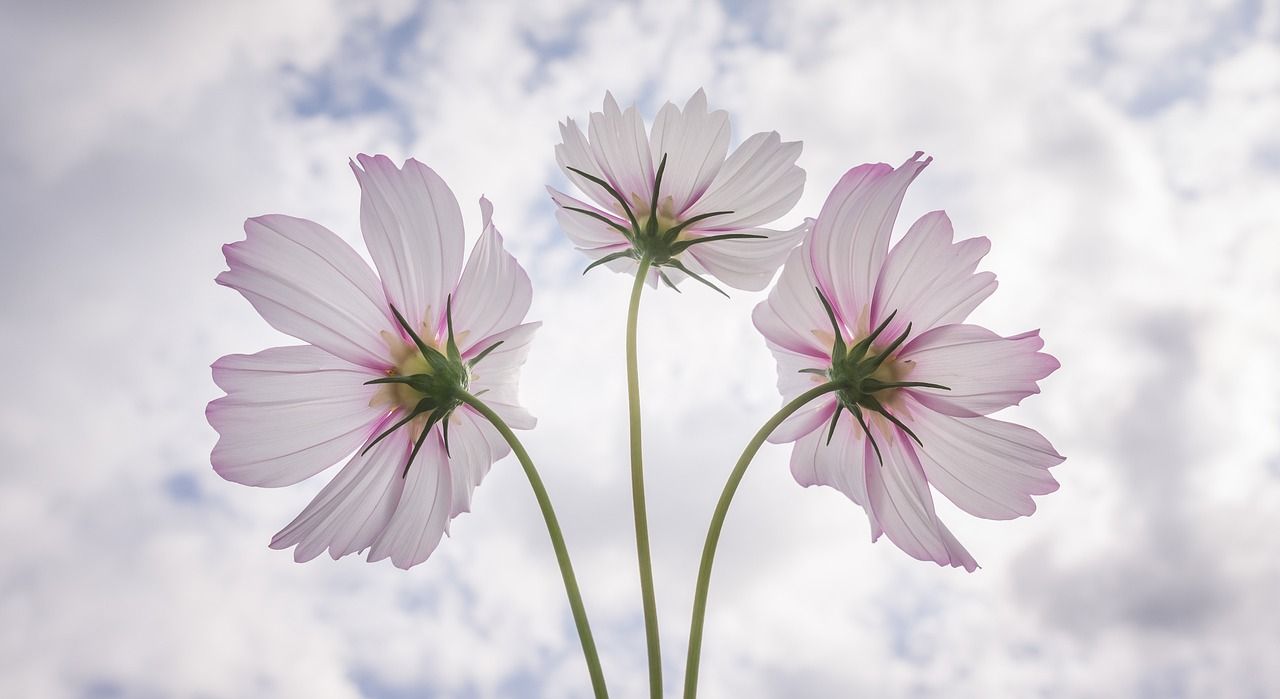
[808,154,930,332]
[351,154,465,334]
[216,215,395,369]
[587,92,654,209]
[444,409,506,520]
[451,198,533,353]
[466,321,540,430]
[789,413,876,515]
[269,421,409,562]
[555,118,620,214]
[209,346,386,487]
[910,410,1062,520]
[752,245,835,359]
[683,131,804,230]
[871,210,997,341]
[368,432,453,569]
[685,219,808,291]
[865,434,978,571]
[900,325,1060,417]
[649,89,731,213]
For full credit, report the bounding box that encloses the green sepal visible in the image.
[646,153,668,239]
[565,206,633,238]
[847,310,896,362]
[445,295,462,365]
[852,405,883,465]
[661,210,733,243]
[583,249,635,276]
[825,402,845,446]
[814,287,848,361]
[566,166,639,232]
[666,259,728,298]
[670,232,767,255]
[468,340,505,368]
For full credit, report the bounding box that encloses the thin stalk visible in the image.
[459,391,610,699]
[682,383,842,698]
[627,256,664,698]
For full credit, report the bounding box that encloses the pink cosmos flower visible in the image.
[549,89,807,293]
[752,153,1062,570]
[208,154,538,570]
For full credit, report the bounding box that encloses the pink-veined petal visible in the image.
[443,408,506,521]
[547,186,631,250]
[909,410,1062,520]
[216,215,395,369]
[648,89,730,213]
[789,413,877,518]
[451,198,532,353]
[368,431,453,569]
[555,118,620,213]
[269,418,409,562]
[587,92,654,209]
[208,346,386,487]
[866,433,978,571]
[351,154,465,334]
[684,219,808,292]
[765,344,837,444]
[809,153,931,334]
[752,244,836,358]
[871,210,997,341]
[900,325,1060,417]
[684,131,803,231]
[466,321,541,430]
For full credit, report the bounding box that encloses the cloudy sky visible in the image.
[2,0,1278,697]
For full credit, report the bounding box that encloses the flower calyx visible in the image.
[569,153,755,297]
[803,287,950,464]
[362,296,502,476]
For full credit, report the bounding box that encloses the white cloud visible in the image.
[2,0,1277,697]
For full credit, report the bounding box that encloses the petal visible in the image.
[764,344,837,444]
[451,198,533,353]
[466,321,541,430]
[808,153,931,333]
[899,325,1060,417]
[208,346,386,487]
[269,419,409,562]
[789,413,876,515]
[752,244,836,358]
[368,431,453,569]
[587,92,654,209]
[684,219,809,292]
[443,408,506,520]
[548,186,631,250]
[351,154,465,334]
[648,89,731,213]
[865,434,978,571]
[555,118,620,214]
[684,131,804,230]
[871,210,997,341]
[216,215,395,369]
[909,410,1062,520]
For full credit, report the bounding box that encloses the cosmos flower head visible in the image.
[208,154,539,569]
[753,152,1063,571]
[549,89,808,294]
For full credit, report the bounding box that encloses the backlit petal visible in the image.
[909,410,1062,520]
[900,325,1060,417]
[209,346,386,487]
[684,131,803,230]
[451,198,532,353]
[216,215,394,369]
[368,432,453,569]
[648,89,730,213]
[351,154,465,334]
[685,219,808,292]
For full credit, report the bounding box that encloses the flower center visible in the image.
[810,288,951,463]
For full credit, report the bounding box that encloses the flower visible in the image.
[208,154,539,569]
[752,153,1062,571]
[549,89,807,294]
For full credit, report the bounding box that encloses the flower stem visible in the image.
[459,391,610,699]
[682,382,841,698]
[627,256,664,698]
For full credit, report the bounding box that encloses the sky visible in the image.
[1,0,1278,697]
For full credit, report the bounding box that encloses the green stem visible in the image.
[627,256,664,698]
[682,382,841,698]
[459,391,610,699]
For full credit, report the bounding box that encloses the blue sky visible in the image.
[2,0,1279,697]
